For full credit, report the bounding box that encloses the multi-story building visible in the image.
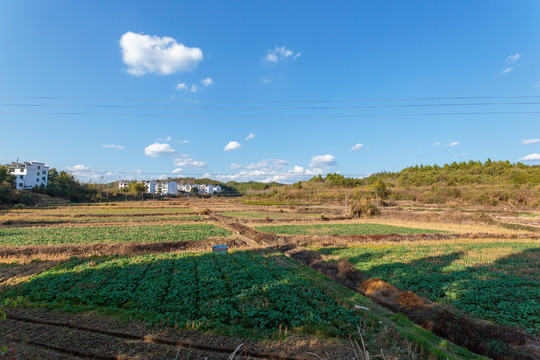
[144,180,156,194]
[118,180,130,190]
[156,181,178,195]
[8,161,49,190]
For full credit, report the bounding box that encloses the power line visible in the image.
[2,94,540,104]
[2,110,540,119]
[1,101,540,111]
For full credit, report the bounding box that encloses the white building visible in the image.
[156,181,178,195]
[8,161,49,190]
[180,183,197,193]
[119,180,130,190]
[144,180,156,194]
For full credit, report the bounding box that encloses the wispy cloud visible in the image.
[446,141,460,147]
[102,144,125,150]
[246,133,256,141]
[120,32,203,76]
[506,53,521,63]
[157,136,172,142]
[264,46,301,64]
[501,53,521,75]
[178,139,190,144]
[350,143,363,151]
[144,143,178,157]
[433,142,441,146]
[224,141,242,151]
[522,138,540,145]
[519,153,540,161]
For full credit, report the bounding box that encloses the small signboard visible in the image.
[213,244,229,254]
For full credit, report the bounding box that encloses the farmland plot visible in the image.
[256,223,446,236]
[316,241,539,335]
[0,224,230,246]
[4,251,363,338]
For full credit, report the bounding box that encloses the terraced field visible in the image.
[256,223,446,236]
[316,240,540,335]
[220,211,318,219]
[0,224,231,246]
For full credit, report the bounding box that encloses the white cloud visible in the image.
[176,83,188,90]
[144,143,178,157]
[506,54,521,63]
[433,142,441,146]
[201,77,213,86]
[309,154,337,168]
[230,163,242,170]
[172,168,183,174]
[446,141,460,147]
[102,144,125,150]
[522,138,540,145]
[178,139,190,144]
[157,136,172,142]
[66,164,93,173]
[246,133,256,141]
[120,31,203,76]
[264,46,301,64]
[519,153,540,161]
[350,143,363,151]
[245,159,289,170]
[190,84,198,92]
[224,141,242,151]
[501,67,515,74]
[174,156,207,169]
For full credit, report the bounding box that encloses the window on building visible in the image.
[43,171,46,175]
[19,175,23,179]
[18,183,23,187]
[38,166,40,169]
[42,177,45,181]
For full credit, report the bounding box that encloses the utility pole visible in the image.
[345,191,348,216]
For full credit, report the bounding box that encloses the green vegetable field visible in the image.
[4,251,361,337]
[220,211,318,219]
[316,241,539,335]
[0,224,230,246]
[255,223,446,236]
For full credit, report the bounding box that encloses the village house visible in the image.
[7,161,49,190]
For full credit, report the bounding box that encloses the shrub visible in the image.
[350,199,381,218]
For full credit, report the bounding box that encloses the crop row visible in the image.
[219,211,318,219]
[316,241,539,335]
[255,223,446,236]
[5,251,361,337]
[0,224,230,246]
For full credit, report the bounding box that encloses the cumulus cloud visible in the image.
[224,141,242,151]
[176,83,188,90]
[174,155,207,169]
[120,31,203,76]
[350,143,363,151]
[265,46,301,64]
[172,168,183,174]
[201,77,213,86]
[519,153,540,161]
[246,133,256,141]
[102,144,125,150]
[144,143,178,157]
[214,158,320,184]
[447,141,460,147]
[309,154,337,168]
[66,164,93,173]
[521,138,540,145]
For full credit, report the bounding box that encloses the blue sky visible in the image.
[1,1,539,183]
